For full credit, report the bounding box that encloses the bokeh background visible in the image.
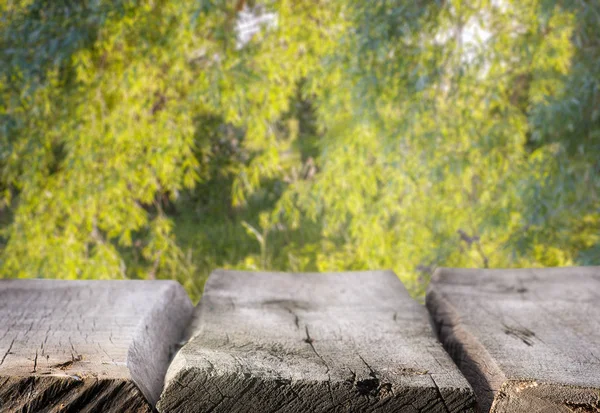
[1,0,599,301]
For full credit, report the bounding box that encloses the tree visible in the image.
[273,0,600,295]
[1,0,599,300]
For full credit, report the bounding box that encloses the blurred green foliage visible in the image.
[1,0,599,301]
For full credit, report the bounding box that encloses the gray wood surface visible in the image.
[427,267,600,413]
[158,270,475,412]
[0,279,193,412]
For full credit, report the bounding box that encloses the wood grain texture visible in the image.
[158,270,475,412]
[0,279,193,412]
[427,267,600,413]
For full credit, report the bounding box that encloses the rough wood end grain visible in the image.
[427,267,600,413]
[0,279,193,412]
[158,270,476,412]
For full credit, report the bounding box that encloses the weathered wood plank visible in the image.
[427,267,600,413]
[0,279,193,412]
[158,270,475,412]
